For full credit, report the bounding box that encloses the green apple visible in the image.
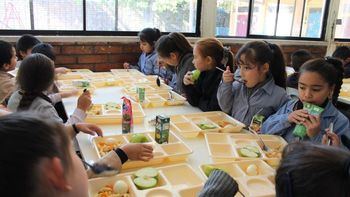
[129,133,149,143]
[134,167,158,178]
[192,69,201,81]
[133,177,157,190]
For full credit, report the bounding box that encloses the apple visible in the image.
[192,69,201,81]
[129,133,149,143]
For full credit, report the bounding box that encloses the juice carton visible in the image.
[122,97,133,134]
[155,115,170,144]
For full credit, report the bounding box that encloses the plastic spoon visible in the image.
[216,66,244,83]
[248,127,271,152]
[82,160,119,175]
[327,122,334,146]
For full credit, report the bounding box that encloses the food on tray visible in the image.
[246,164,259,176]
[104,102,121,114]
[238,145,261,158]
[217,120,235,127]
[192,69,201,81]
[96,180,130,197]
[133,168,158,190]
[264,145,283,158]
[72,80,90,88]
[105,79,116,86]
[203,165,226,177]
[129,133,149,143]
[87,105,102,115]
[197,123,217,130]
[97,138,123,156]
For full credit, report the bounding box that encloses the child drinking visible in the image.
[261,58,350,143]
[123,28,173,82]
[7,54,91,124]
[155,32,195,95]
[183,38,233,111]
[0,112,153,196]
[0,40,17,103]
[217,41,289,126]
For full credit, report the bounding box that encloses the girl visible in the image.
[183,38,233,111]
[0,40,17,103]
[0,113,153,197]
[7,53,91,124]
[155,32,195,94]
[123,28,173,82]
[217,41,289,126]
[261,58,350,144]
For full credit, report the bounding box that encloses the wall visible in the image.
[50,41,327,71]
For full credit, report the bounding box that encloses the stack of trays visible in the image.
[170,111,245,138]
[92,131,193,169]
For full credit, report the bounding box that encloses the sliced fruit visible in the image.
[238,148,259,158]
[244,145,260,154]
[246,164,259,176]
[198,123,217,130]
[133,177,157,190]
[134,167,158,178]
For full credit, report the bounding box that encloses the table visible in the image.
[63,86,212,173]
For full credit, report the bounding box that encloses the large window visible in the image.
[0,0,200,35]
[216,0,329,40]
[335,0,350,40]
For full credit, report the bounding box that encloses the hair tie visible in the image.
[221,47,230,66]
[344,157,350,178]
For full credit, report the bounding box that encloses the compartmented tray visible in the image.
[111,69,146,77]
[56,79,96,95]
[83,72,116,80]
[89,78,122,88]
[70,68,93,73]
[170,111,245,138]
[57,72,84,80]
[199,160,276,197]
[89,163,204,197]
[205,133,287,167]
[128,90,186,108]
[85,101,145,124]
[122,83,172,95]
[92,131,192,169]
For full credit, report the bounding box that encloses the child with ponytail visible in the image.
[183,38,233,111]
[261,57,350,144]
[217,41,289,126]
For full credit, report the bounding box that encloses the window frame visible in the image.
[0,0,202,37]
[216,0,331,41]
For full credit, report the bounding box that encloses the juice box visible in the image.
[122,97,133,134]
[155,115,170,144]
[137,87,145,103]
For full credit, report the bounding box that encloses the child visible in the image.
[0,40,17,103]
[123,28,173,81]
[0,112,153,196]
[261,58,350,143]
[332,46,350,78]
[287,49,312,89]
[155,32,195,95]
[217,41,289,126]
[183,38,233,111]
[7,54,91,124]
[199,142,350,197]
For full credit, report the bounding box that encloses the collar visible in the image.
[253,75,275,96]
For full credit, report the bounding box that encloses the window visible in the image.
[335,0,350,40]
[0,0,201,35]
[216,0,329,40]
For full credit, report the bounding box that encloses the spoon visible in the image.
[82,160,119,175]
[156,65,161,87]
[216,66,244,83]
[248,128,271,152]
[327,122,334,146]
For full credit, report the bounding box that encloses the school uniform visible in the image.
[0,71,16,103]
[130,51,173,81]
[261,99,350,143]
[182,65,224,112]
[174,52,195,94]
[217,76,289,126]
[198,170,238,197]
[8,90,86,124]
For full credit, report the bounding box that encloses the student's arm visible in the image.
[261,102,293,135]
[216,81,236,114]
[65,123,103,139]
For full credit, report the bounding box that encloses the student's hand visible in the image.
[55,67,70,74]
[75,123,103,136]
[183,71,195,85]
[123,62,130,69]
[287,109,309,124]
[60,89,79,98]
[77,90,92,111]
[222,66,234,83]
[303,114,321,138]
[322,130,340,146]
[120,143,153,161]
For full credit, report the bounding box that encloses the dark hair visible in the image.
[32,43,56,61]
[0,112,72,197]
[155,32,193,58]
[195,38,234,69]
[276,142,350,197]
[300,57,344,105]
[16,34,41,60]
[138,28,161,47]
[235,41,286,88]
[17,54,55,110]
[0,40,14,69]
[332,46,350,61]
[291,49,312,72]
